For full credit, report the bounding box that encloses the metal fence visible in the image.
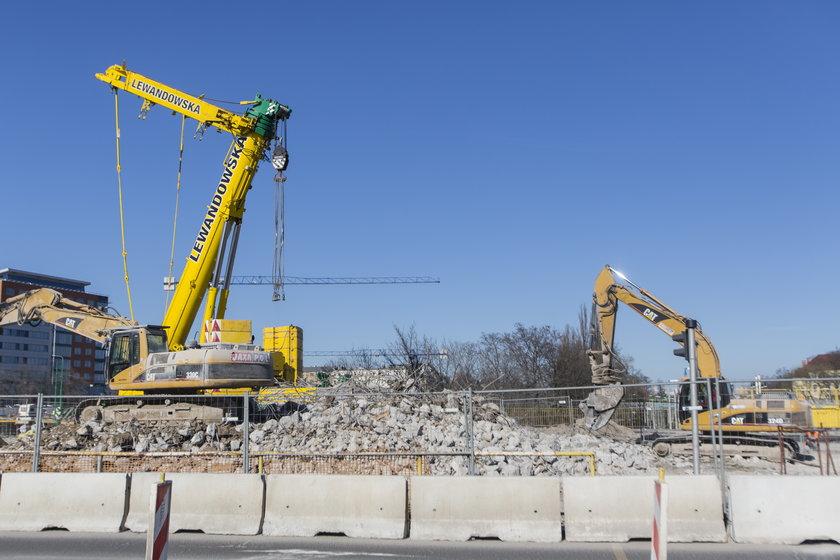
[0,376,836,477]
[496,395,677,431]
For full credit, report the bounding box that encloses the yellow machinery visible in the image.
[582,265,812,456]
[582,264,725,430]
[792,381,840,428]
[0,64,300,419]
[95,63,291,352]
[263,326,303,384]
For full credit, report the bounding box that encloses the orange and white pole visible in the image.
[146,474,172,560]
[651,468,668,560]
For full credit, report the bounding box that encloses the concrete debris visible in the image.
[1,389,816,475]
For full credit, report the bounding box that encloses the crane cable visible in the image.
[112,90,135,322]
[165,114,187,311]
[272,118,288,302]
[273,169,286,302]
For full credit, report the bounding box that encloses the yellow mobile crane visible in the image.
[0,64,293,420]
[581,265,811,457]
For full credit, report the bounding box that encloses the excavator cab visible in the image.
[677,380,731,423]
[105,326,169,380]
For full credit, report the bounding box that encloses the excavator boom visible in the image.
[581,265,722,429]
[0,288,134,343]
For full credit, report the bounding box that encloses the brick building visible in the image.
[0,268,110,395]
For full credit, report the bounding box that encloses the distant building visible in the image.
[0,268,110,395]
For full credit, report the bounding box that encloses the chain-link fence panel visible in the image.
[252,453,438,476]
[2,377,836,477]
[0,395,38,438]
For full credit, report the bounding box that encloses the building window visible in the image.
[73,360,82,368]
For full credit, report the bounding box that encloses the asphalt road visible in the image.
[0,532,838,560]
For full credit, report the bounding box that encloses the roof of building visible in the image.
[0,268,107,300]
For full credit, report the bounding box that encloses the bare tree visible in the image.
[386,325,446,391]
[439,340,481,390]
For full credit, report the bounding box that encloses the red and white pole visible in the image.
[146,475,172,560]
[651,468,668,560]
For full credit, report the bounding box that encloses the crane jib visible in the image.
[128,78,201,114]
[188,136,247,263]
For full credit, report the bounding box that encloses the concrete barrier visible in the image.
[263,474,407,539]
[563,475,725,542]
[727,475,840,544]
[0,472,129,532]
[125,473,264,535]
[410,476,562,542]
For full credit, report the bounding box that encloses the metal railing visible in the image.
[1,376,837,478]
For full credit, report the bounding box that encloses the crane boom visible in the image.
[95,65,257,136]
[95,64,291,350]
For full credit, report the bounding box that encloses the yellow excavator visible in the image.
[581,265,811,457]
[0,64,293,421]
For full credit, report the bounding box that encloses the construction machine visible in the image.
[0,64,294,421]
[581,265,811,458]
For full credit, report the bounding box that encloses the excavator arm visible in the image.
[580,265,722,429]
[0,288,135,344]
[95,64,291,350]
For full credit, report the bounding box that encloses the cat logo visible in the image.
[57,317,82,330]
[629,303,668,324]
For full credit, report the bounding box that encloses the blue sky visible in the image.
[2,2,837,381]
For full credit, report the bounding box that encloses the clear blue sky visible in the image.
[2,2,837,381]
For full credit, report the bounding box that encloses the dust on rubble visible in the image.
[0,369,821,476]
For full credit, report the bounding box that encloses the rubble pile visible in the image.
[0,373,813,475]
[3,391,688,476]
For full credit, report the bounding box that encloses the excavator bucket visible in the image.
[579,385,625,430]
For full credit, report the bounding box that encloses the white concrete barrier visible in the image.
[0,472,129,532]
[727,475,840,544]
[263,474,407,539]
[563,475,725,542]
[125,473,264,535]
[410,476,562,542]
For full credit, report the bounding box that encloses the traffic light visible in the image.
[672,319,698,362]
[672,332,690,361]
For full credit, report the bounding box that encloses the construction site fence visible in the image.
[0,376,837,475]
[0,450,598,477]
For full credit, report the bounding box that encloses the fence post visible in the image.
[242,392,250,474]
[465,389,475,475]
[705,378,720,478]
[684,320,702,474]
[31,393,44,473]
